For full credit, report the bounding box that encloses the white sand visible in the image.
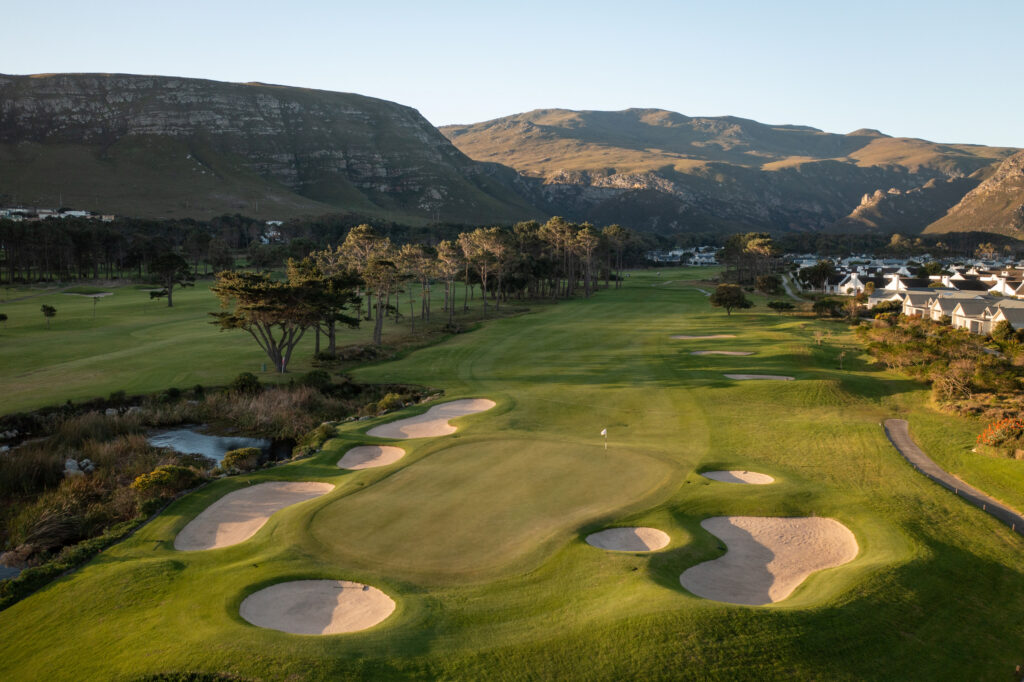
[679,516,858,605]
[174,481,333,551]
[337,445,406,470]
[691,350,754,356]
[585,527,670,552]
[724,374,794,381]
[670,334,736,340]
[240,580,395,635]
[367,398,496,439]
[701,470,775,485]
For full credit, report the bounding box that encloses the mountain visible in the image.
[0,73,539,222]
[441,108,1018,234]
[924,150,1024,236]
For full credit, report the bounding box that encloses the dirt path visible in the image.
[883,419,1024,536]
[781,275,806,302]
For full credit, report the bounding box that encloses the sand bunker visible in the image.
[174,481,333,551]
[585,527,670,552]
[680,516,858,605]
[240,580,395,635]
[691,350,754,356]
[670,334,736,340]
[367,398,496,439]
[724,374,794,381]
[701,470,774,485]
[337,445,406,470]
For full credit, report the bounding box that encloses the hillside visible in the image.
[925,150,1024,235]
[442,108,1017,234]
[0,73,539,223]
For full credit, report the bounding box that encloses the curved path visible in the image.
[883,419,1024,536]
[781,275,806,302]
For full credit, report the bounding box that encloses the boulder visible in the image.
[105,408,118,417]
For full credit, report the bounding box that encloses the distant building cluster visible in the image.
[0,207,115,222]
[793,255,1024,335]
[647,246,718,265]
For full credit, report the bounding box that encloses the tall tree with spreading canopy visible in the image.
[709,284,753,316]
[436,240,464,325]
[40,304,56,328]
[209,271,321,373]
[150,252,195,307]
[287,256,361,356]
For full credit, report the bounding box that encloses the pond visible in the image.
[147,427,294,463]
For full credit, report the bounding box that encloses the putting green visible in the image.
[310,439,676,582]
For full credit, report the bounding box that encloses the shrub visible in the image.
[977,417,1024,448]
[376,392,406,413]
[812,298,845,317]
[297,370,333,392]
[767,301,795,314]
[229,372,262,395]
[160,387,182,404]
[130,465,203,498]
[0,445,63,497]
[220,447,263,473]
[292,423,336,459]
[756,274,782,295]
[108,390,127,405]
[51,412,144,449]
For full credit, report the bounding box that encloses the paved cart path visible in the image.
[883,419,1024,536]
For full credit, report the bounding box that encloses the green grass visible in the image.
[0,278,512,414]
[0,268,1022,680]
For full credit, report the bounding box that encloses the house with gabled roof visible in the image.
[951,299,995,335]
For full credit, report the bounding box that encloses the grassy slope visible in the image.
[0,269,1022,680]
[0,278,499,413]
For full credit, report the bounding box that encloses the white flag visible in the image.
[600,428,607,437]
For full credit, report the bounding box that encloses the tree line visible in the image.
[211,219,643,372]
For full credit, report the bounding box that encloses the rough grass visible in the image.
[0,268,1022,680]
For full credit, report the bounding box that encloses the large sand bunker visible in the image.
[671,334,736,340]
[691,350,754,356]
[337,445,405,470]
[701,470,774,485]
[367,398,496,439]
[586,527,670,552]
[240,580,395,635]
[174,482,333,551]
[724,374,794,381]
[680,516,858,605]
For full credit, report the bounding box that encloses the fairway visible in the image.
[1,267,1023,680]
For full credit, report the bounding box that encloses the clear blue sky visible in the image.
[4,0,1023,147]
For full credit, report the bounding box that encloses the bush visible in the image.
[813,298,845,318]
[220,447,263,473]
[108,390,127,405]
[160,387,182,404]
[756,274,782,295]
[130,465,203,498]
[977,417,1024,448]
[871,300,903,317]
[767,301,795,314]
[376,392,406,413]
[292,423,336,459]
[297,370,332,392]
[229,372,262,395]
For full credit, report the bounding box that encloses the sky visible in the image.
[4,0,1023,147]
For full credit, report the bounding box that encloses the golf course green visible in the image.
[0,267,1022,680]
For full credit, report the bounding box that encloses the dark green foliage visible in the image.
[799,260,836,290]
[767,301,795,314]
[292,423,337,459]
[228,372,262,395]
[40,304,56,328]
[812,298,845,317]
[220,448,263,473]
[297,369,333,391]
[871,299,904,316]
[708,284,753,315]
[130,465,204,497]
[756,274,782,294]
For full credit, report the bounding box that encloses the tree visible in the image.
[767,301,794,314]
[287,256,361,356]
[210,271,320,373]
[150,252,195,307]
[799,260,836,291]
[436,240,464,325]
[602,224,629,289]
[362,256,400,345]
[40,304,56,328]
[756,274,782,294]
[709,284,753,315]
[574,226,600,297]
[813,298,844,317]
[207,238,234,271]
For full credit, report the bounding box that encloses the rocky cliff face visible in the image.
[925,151,1024,235]
[0,73,538,221]
[443,108,1018,234]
